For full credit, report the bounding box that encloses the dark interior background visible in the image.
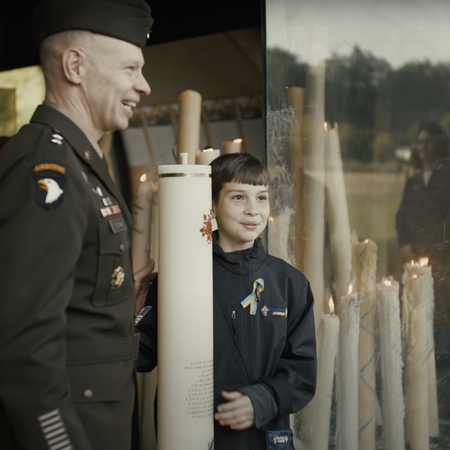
[0,0,262,72]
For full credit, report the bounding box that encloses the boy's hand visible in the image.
[214,391,255,430]
[134,260,157,315]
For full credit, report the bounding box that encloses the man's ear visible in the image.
[210,204,216,219]
[61,47,85,85]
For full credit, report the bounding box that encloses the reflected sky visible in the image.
[268,0,450,67]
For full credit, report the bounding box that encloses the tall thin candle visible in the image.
[376,277,405,450]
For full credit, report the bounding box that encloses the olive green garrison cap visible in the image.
[32,0,154,48]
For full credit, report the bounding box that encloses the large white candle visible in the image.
[177,90,202,164]
[195,148,221,165]
[352,233,377,450]
[131,173,153,271]
[404,258,439,436]
[288,87,305,274]
[324,123,352,299]
[402,272,430,450]
[310,297,340,450]
[139,190,159,450]
[222,138,242,154]
[157,163,214,450]
[376,277,405,450]
[337,286,361,450]
[303,67,326,333]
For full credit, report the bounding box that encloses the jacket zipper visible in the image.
[231,310,236,335]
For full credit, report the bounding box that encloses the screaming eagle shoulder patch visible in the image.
[33,163,66,209]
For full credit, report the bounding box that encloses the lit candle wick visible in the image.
[140,174,148,183]
[419,257,429,267]
[348,284,353,295]
[328,296,335,315]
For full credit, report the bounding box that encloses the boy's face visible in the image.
[212,181,270,252]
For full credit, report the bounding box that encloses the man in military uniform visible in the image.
[0,1,155,449]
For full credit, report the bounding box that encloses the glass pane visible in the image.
[265,1,450,448]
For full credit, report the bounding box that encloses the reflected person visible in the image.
[396,121,450,418]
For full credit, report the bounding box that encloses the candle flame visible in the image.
[409,259,415,265]
[348,284,353,295]
[140,174,148,183]
[364,239,370,244]
[268,216,274,223]
[323,121,329,131]
[412,274,418,279]
[383,278,392,287]
[233,138,243,143]
[419,257,429,267]
[328,297,335,315]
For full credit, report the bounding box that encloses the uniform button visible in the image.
[119,244,125,252]
[83,389,93,399]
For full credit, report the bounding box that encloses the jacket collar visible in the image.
[212,230,266,274]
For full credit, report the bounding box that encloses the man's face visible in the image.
[212,181,270,252]
[82,34,150,135]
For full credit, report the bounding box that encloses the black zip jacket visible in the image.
[136,232,317,450]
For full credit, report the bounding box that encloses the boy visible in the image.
[136,153,317,449]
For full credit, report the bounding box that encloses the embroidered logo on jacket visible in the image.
[261,305,288,317]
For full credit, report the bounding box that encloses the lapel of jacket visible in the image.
[31,104,133,233]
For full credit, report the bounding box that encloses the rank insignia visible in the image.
[51,134,63,145]
[100,204,121,217]
[102,197,112,206]
[111,266,125,289]
[33,163,66,209]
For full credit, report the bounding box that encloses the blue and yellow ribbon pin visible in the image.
[241,278,265,315]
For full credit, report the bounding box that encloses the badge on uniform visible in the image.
[101,204,121,217]
[111,266,125,289]
[33,163,66,209]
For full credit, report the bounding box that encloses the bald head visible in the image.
[40,30,93,86]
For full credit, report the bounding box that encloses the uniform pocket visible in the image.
[91,218,131,307]
[68,360,134,403]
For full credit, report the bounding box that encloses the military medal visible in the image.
[110,266,125,289]
[100,205,121,217]
[102,197,112,206]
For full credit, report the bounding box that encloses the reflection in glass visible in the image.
[265,0,450,448]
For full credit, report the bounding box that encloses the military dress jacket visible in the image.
[0,104,139,450]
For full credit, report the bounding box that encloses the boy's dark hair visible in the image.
[210,153,269,203]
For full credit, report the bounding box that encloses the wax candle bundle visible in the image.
[310,298,340,450]
[352,232,378,450]
[157,162,214,450]
[195,148,221,165]
[177,90,202,164]
[222,138,243,154]
[404,259,439,437]
[131,173,154,272]
[402,272,430,450]
[376,277,405,450]
[324,122,352,300]
[302,53,327,337]
[336,287,361,450]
